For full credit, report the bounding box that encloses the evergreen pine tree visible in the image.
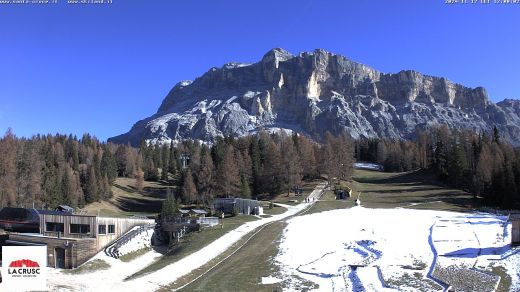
[493,126,501,145]
[181,169,197,204]
[101,147,117,183]
[0,128,18,207]
[161,189,178,221]
[197,146,214,205]
[168,141,177,175]
[161,144,170,181]
[240,174,251,198]
[85,166,99,203]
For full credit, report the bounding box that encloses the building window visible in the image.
[46,222,64,233]
[70,224,90,234]
[108,225,115,234]
[98,224,106,235]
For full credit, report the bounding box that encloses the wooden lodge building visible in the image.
[0,207,153,269]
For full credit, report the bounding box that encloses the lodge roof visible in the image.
[57,205,74,213]
[36,209,95,217]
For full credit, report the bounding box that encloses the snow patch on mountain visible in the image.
[109,48,520,146]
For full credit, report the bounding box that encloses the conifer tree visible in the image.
[217,145,241,197]
[85,165,99,203]
[135,167,144,192]
[101,147,117,183]
[168,141,177,175]
[493,126,501,145]
[281,134,302,196]
[262,141,282,196]
[240,174,251,198]
[181,169,197,204]
[27,143,44,207]
[250,137,263,195]
[196,146,214,205]
[161,144,170,181]
[0,128,18,206]
[61,165,73,206]
[161,189,177,221]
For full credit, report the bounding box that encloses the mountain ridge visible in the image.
[109,48,520,146]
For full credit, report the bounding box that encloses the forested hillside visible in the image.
[0,129,354,209]
[355,126,520,208]
[0,129,119,209]
[2,124,518,210]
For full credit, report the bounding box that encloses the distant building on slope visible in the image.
[213,198,260,215]
[178,208,208,218]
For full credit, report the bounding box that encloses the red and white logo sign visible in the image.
[9,259,40,268]
[1,246,47,291]
[7,259,41,278]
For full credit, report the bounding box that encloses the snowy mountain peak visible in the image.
[109,48,520,146]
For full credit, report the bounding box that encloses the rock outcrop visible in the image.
[109,48,520,146]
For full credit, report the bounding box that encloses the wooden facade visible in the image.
[8,233,97,269]
[6,211,154,269]
[96,217,154,249]
[40,213,97,239]
[513,219,520,245]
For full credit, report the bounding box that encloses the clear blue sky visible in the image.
[0,0,518,141]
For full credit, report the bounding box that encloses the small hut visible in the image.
[56,205,74,213]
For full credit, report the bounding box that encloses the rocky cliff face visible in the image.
[109,48,520,146]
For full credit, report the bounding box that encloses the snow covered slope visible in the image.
[274,207,519,291]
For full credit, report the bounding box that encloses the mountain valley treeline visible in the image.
[1,126,519,210]
[356,126,520,208]
[0,129,353,209]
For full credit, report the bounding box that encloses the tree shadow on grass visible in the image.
[355,169,442,186]
[442,245,510,258]
[365,187,446,194]
[115,196,163,213]
[143,186,169,199]
[114,184,169,199]
[365,190,484,211]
